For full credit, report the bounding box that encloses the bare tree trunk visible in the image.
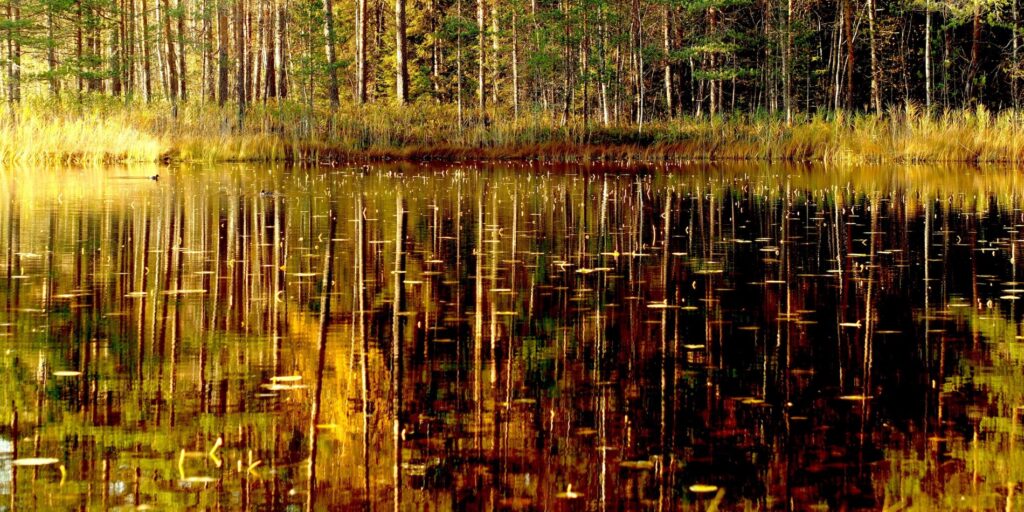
[156,0,169,98]
[324,0,340,106]
[114,7,124,95]
[600,7,609,126]
[236,0,246,126]
[490,0,499,105]
[128,0,138,95]
[867,0,880,114]
[457,0,464,126]
[218,0,229,105]
[356,0,367,102]
[967,4,980,104]
[246,9,255,101]
[142,0,153,101]
[709,7,716,116]
[1013,0,1019,108]
[265,0,277,98]
[512,5,519,117]
[203,0,213,101]
[925,0,932,110]
[783,0,792,123]
[5,0,20,105]
[430,0,439,98]
[276,0,287,97]
[843,0,853,110]
[163,0,180,104]
[178,0,188,101]
[663,3,672,117]
[560,0,571,124]
[395,0,408,103]
[255,0,266,101]
[477,0,486,115]
[48,2,59,98]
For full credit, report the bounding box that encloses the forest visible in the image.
[1,0,1023,162]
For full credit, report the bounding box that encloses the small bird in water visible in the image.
[150,174,159,181]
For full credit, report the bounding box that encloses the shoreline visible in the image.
[3,101,1023,166]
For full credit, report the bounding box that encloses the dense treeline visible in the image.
[0,0,1022,126]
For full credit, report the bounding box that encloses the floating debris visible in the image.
[555,484,582,499]
[161,289,207,295]
[620,460,655,470]
[689,484,719,493]
[261,383,307,391]
[838,394,872,401]
[181,476,218,484]
[12,458,60,466]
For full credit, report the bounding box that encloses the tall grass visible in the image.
[1,96,1021,165]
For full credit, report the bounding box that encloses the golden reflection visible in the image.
[0,163,1022,509]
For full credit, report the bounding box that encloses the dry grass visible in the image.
[1,97,1021,165]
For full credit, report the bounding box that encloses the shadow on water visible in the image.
[0,162,1023,509]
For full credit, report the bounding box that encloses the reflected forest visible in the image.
[1,165,1024,509]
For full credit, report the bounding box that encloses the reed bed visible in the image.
[1,97,1021,165]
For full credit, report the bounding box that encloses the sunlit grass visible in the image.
[1,97,1022,164]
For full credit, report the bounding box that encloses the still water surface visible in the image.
[0,163,1022,510]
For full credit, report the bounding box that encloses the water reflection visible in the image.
[0,163,1023,509]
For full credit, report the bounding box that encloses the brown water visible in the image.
[0,163,1023,510]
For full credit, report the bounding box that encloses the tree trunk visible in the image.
[457,0,464,125]
[512,5,519,117]
[114,9,124,96]
[178,0,187,101]
[867,0,880,114]
[77,0,84,95]
[254,0,265,101]
[128,0,138,95]
[783,0,792,123]
[142,0,153,101]
[48,2,59,98]
[925,0,931,110]
[276,0,287,97]
[600,9,609,125]
[236,0,246,126]
[663,3,672,117]
[357,0,367,102]
[843,0,853,110]
[324,0,340,106]
[490,0,499,105]
[218,0,229,105]
[5,0,20,105]
[1011,0,1018,108]
[265,0,277,98]
[395,0,408,103]
[163,0,180,103]
[968,4,980,104]
[430,0,439,99]
[204,0,214,101]
[709,7,716,116]
[477,0,486,115]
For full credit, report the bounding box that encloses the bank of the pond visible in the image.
[2,101,1023,165]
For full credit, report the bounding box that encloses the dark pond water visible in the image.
[0,163,1022,510]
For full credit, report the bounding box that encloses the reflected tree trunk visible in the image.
[306,200,337,512]
[392,194,406,512]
